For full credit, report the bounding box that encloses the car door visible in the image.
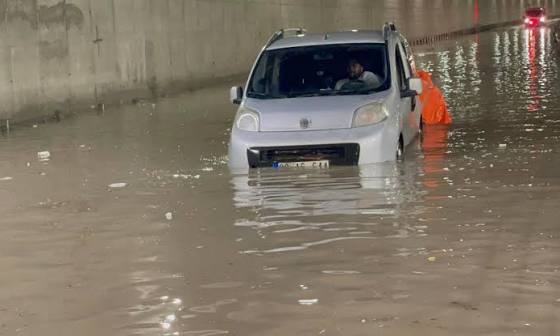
[401,38,422,133]
[394,42,415,145]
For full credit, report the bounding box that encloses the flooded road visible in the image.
[2,25,560,335]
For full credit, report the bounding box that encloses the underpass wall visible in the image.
[0,0,559,122]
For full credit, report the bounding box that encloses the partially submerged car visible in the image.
[524,7,546,27]
[228,24,423,169]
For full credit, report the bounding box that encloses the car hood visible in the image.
[245,92,389,132]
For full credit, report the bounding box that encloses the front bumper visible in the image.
[247,143,360,168]
[228,124,398,169]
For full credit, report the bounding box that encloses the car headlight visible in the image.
[352,103,388,128]
[540,16,546,22]
[235,107,260,132]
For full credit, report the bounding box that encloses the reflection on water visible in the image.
[231,162,430,254]
[421,125,451,188]
[416,25,558,125]
[232,164,416,216]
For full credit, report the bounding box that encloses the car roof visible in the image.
[266,30,386,50]
[525,7,545,12]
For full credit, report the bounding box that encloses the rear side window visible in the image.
[401,38,417,75]
[395,46,407,91]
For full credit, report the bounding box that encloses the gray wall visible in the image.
[1,0,559,122]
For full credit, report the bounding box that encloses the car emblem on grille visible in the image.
[300,118,311,129]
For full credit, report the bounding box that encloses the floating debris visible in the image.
[165,212,173,220]
[173,174,200,180]
[298,299,319,306]
[37,151,51,161]
[108,182,128,189]
[0,177,13,181]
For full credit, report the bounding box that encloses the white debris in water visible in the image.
[202,167,214,172]
[0,177,13,181]
[26,162,31,167]
[165,212,173,220]
[37,151,51,161]
[298,299,319,306]
[160,296,169,301]
[33,124,38,128]
[172,298,182,305]
[173,174,200,180]
[108,182,128,188]
[499,144,507,149]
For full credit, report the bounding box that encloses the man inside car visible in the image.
[335,58,382,90]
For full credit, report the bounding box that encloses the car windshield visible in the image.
[526,8,544,16]
[246,43,389,99]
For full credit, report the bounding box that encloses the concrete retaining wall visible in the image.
[1,0,559,122]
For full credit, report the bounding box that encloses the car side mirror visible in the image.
[408,77,423,95]
[230,86,243,105]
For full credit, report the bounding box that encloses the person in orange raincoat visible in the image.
[417,70,452,125]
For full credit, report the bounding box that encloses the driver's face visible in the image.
[348,62,364,79]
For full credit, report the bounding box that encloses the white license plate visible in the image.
[273,160,330,168]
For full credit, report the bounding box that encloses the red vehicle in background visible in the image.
[524,7,546,27]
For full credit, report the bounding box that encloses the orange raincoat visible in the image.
[417,70,452,125]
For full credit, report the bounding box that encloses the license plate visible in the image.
[273,160,330,168]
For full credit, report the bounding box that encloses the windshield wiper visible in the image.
[287,89,337,98]
[246,92,285,99]
[335,87,378,95]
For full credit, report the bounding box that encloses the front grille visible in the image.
[247,144,360,168]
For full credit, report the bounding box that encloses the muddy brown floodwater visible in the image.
[2,25,560,336]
